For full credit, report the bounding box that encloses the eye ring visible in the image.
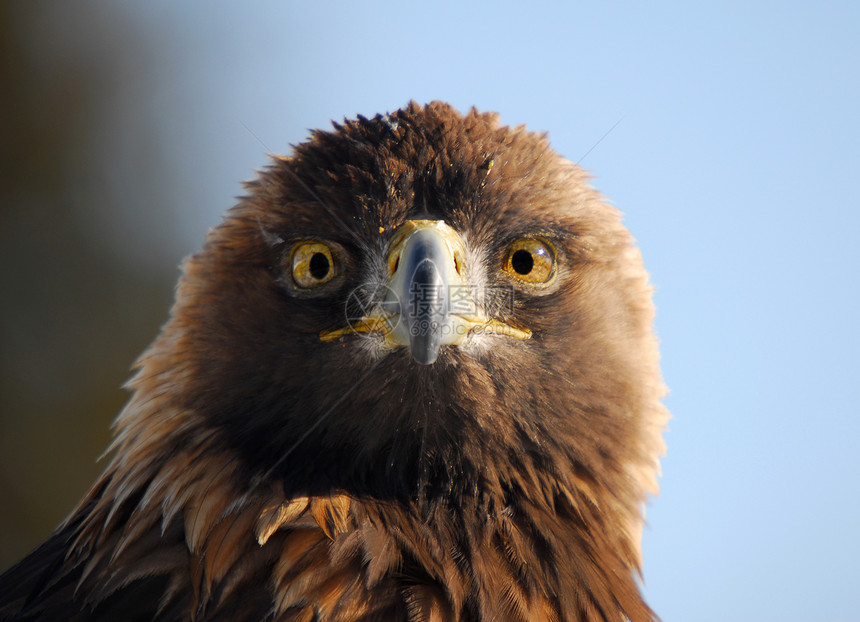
[503,238,556,284]
[291,241,336,288]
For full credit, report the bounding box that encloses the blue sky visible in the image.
[116,2,860,619]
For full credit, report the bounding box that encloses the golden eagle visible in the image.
[0,102,667,621]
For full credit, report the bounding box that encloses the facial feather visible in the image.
[0,101,667,622]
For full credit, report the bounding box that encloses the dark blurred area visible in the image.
[0,3,181,568]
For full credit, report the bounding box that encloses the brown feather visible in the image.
[256,496,310,546]
[0,101,667,622]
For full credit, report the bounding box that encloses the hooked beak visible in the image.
[320,220,530,364]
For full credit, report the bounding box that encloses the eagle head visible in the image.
[1,101,668,622]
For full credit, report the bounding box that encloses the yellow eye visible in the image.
[291,242,336,288]
[503,238,556,284]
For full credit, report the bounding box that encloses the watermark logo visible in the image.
[343,283,517,334]
[344,282,398,332]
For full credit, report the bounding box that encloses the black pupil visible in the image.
[511,249,534,275]
[308,252,330,279]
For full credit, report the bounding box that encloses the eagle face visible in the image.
[179,103,662,501]
[0,102,667,622]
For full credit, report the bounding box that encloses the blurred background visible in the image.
[1,2,858,620]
